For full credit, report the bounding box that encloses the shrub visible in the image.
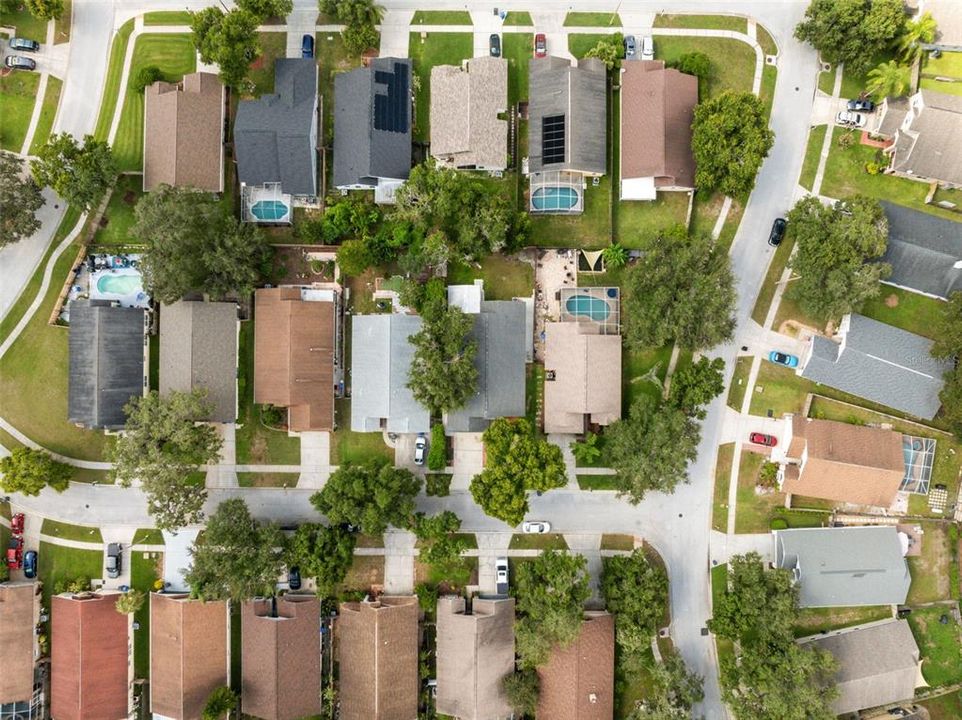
[865,162,882,175]
[757,461,779,489]
[570,432,602,465]
[770,518,788,530]
[415,582,438,614]
[425,473,452,497]
[134,66,164,93]
[260,404,284,428]
[427,423,447,471]
[837,130,855,148]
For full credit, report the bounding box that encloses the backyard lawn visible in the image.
[713,443,734,532]
[792,605,892,638]
[726,357,752,411]
[0,70,40,152]
[28,76,63,155]
[615,193,690,248]
[653,14,747,32]
[408,32,474,143]
[909,606,962,687]
[798,125,826,192]
[447,254,534,299]
[860,286,943,340]
[922,51,962,97]
[91,174,144,248]
[528,176,613,247]
[41,519,103,543]
[248,32,288,96]
[920,691,962,720]
[94,19,136,141]
[331,399,394,466]
[907,521,954,605]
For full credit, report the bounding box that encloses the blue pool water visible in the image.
[97,274,141,295]
[251,200,290,221]
[566,294,611,321]
[532,186,579,211]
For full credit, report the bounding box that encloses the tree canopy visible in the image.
[932,293,962,437]
[692,92,774,197]
[191,8,260,88]
[667,356,726,418]
[709,552,798,644]
[115,590,146,615]
[31,133,116,211]
[310,462,421,534]
[412,511,468,568]
[25,0,63,19]
[407,303,478,414]
[629,653,704,720]
[0,447,70,496]
[235,0,292,20]
[320,0,383,55]
[201,687,238,720]
[786,195,890,322]
[286,523,357,594]
[621,226,736,350]
[866,59,911,98]
[502,669,540,718]
[601,548,669,659]
[584,32,624,69]
[0,152,44,249]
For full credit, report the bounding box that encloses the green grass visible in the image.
[727,357,752,411]
[817,65,837,96]
[0,5,48,43]
[564,12,621,27]
[113,33,197,171]
[792,605,892,638]
[502,12,533,26]
[689,191,725,239]
[91,174,143,247]
[615,193,690,248]
[798,125,827,192]
[132,528,164,545]
[529,176,612,248]
[840,51,892,100]
[567,33,612,59]
[653,14,747,33]
[750,235,795,326]
[54,0,70,43]
[41,519,103,543]
[28,76,63,155]
[749,362,813,417]
[716,199,745,252]
[909,606,962,687]
[920,691,962,720]
[921,78,962,96]
[734,450,774,533]
[131,549,162,678]
[94,19,136,141]
[447,255,534,299]
[509,533,568,550]
[860,286,944,339]
[237,472,299,487]
[38,541,103,608]
[0,70,40,152]
[713,443,734,532]
[503,33,532,105]
[143,10,193,25]
[331,398,393,466]
[576,474,619,490]
[908,521,953,605]
[339,555,384,594]
[411,10,472,25]
[622,345,672,410]
[710,564,736,665]
[316,32,363,147]
[760,64,777,121]
[408,32,474,143]
[655,37,755,99]
[248,32,288,96]
[600,534,635,551]
[925,51,962,78]
[756,24,777,56]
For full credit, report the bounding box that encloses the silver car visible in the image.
[106,543,122,579]
[836,110,866,128]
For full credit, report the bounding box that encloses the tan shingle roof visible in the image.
[891,90,962,186]
[537,612,614,720]
[149,593,229,720]
[0,583,36,704]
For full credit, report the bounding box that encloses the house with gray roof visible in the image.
[159,301,239,423]
[880,201,962,299]
[68,300,146,430]
[350,314,430,434]
[773,526,911,607]
[798,313,948,419]
[334,58,412,199]
[235,59,318,223]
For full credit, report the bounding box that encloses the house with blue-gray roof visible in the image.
[881,201,962,300]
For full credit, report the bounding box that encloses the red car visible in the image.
[7,537,23,570]
[749,432,777,447]
[10,513,25,535]
[534,33,547,58]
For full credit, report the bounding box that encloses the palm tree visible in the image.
[898,12,938,64]
[866,60,911,100]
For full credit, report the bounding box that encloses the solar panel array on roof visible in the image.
[542,114,565,164]
[373,62,409,133]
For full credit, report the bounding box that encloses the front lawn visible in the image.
[907,521,953,605]
[726,357,752,411]
[502,12,533,26]
[143,10,192,25]
[94,19,136,141]
[564,12,621,27]
[840,51,892,100]
[653,14,747,33]
[411,10,471,25]
[38,542,103,608]
[91,174,143,248]
[750,235,795,326]
[615,193,690,248]
[408,32,474,143]
[655,37,755,99]
[330,398,393,466]
[577,474,619,490]
[734,449,778,533]
[28,76,63,155]
[503,33,532,105]
[248,32,288,96]
[748,362,813,418]
[338,555,384,594]
[509,533,568,550]
[0,70,40,152]
[792,605,892,638]
[859,286,943,340]
[0,5,48,43]
[909,606,962,687]
[798,125,827,192]
[713,443,734,532]
[41,519,103,543]
[132,528,164,545]
[447,255,534,300]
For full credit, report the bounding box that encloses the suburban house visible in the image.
[159,301,239,424]
[773,526,912,607]
[235,58,318,224]
[774,415,906,508]
[0,582,42,720]
[543,321,621,434]
[254,287,337,432]
[334,57,412,201]
[537,611,615,720]
[924,0,962,47]
[350,314,430,434]
[799,620,922,715]
[797,313,947,420]
[436,596,515,720]
[337,596,419,720]
[51,592,129,720]
[871,90,962,188]
[880,201,962,299]
[67,299,146,430]
[619,60,697,200]
[430,56,508,171]
[143,72,225,193]
[527,56,606,214]
[241,596,320,720]
[446,282,527,433]
[150,593,229,720]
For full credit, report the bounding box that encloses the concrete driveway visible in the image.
[101,528,135,590]
[162,529,198,593]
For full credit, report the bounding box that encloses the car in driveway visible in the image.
[836,110,866,128]
[768,351,799,368]
[489,33,501,57]
[9,37,40,52]
[641,35,654,60]
[10,513,25,535]
[624,35,636,59]
[847,98,875,113]
[749,432,777,447]
[106,543,122,579]
[522,520,551,534]
[414,434,426,466]
[4,55,36,71]
[23,550,37,579]
[301,34,314,58]
[7,537,23,570]
[768,218,787,247]
[534,33,546,58]
[495,557,509,594]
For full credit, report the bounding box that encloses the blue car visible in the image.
[23,550,37,579]
[769,351,799,368]
[301,34,314,58]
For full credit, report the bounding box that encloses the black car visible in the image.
[288,566,301,591]
[23,550,37,579]
[768,217,787,246]
[4,55,36,71]
[9,37,40,52]
[847,98,875,113]
[301,34,314,58]
[489,33,501,57]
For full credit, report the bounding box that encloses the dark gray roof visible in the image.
[881,201,962,299]
[350,314,430,433]
[446,301,527,433]
[774,527,911,607]
[799,313,947,419]
[68,300,145,430]
[159,301,238,423]
[333,57,412,189]
[234,59,318,196]
[528,56,607,175]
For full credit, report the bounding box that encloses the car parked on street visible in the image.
[23,550,37,579]
[534,33,547,58]
[301,34,314,58]
[489,33,501,57]
[106,543,122,579]
[9,37,40,52]
[847,98,875,113]
[7,537,23,570]
[10,513,25,535]
[768,218,787,247]
[522,520,551,534]
[414,434,426,466]
[749,432,778,447]
[768,351,799,368]
[624,35,636,58]
[495,557,509,594]
[4,55,36,71]
[641,35,654,60]
[836,110,866,128]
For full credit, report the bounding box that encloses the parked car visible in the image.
[522,520,551,534]
[288,566,301,591]
[414,434,426,466]
[489,33,501,57]
[624,35,636,59]
[495,557,509,594]
[847,98,875,113]
[301,34,314,58]
[9,37,40,52]
[7,538,23,570]
[835,110,866,128]
[749,432,778,447]
[10,513,25,535]
[23,550,37,579]
[768,218,787,247]
[106,543,122,579]
[641,35,654,60]
[4,55,36,71]
[534,33,547,58]
[768,351,799,368]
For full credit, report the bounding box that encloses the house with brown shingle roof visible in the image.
[337,596,419,720]
[620,60,697,200]
[253,287,337,432]
[0,582,37,708]
[537,611,614,720]
[150,593,230,720]
[436,596,515,720]
[51,592,130,720]
[430,57,508,171]
[775,415,906,508]
[241,596,320,720]
[144,72,225,193]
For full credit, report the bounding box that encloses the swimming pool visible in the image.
[97,274,142,295]
[565,294,611,321]
[532,186,579,211]
[251,200,290,222]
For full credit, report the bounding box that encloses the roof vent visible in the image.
[588,693,598,704]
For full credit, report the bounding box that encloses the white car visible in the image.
[522,520,551,534]
[835,110,866,128]
[641,35,654,60]
[414,434,426,465]
[495,557,509,593]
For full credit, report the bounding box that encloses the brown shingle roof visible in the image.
[253,288,335,431]
[241,596,321,720]
[144,72,225,192]
[537,612,614,720]
[51,593,129,720]
[620,61,697,196]
[336,596,419,720]
[436,596,515,720]
[782,416,905,507]
[149,593,229,720]
[0,582,36,704]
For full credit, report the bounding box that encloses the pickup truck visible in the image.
[495,557,509,595]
